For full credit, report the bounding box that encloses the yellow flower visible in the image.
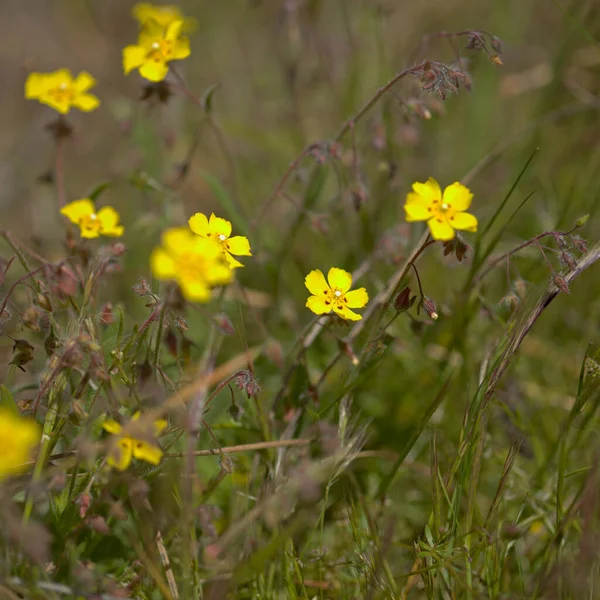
[123,19,190,82]
[404,177,478,241]
[132,2,197,32]
[188,212,252,269]
[150,227,232,301]
[0,408,40,480]
[25,69,99,115]
[305,267,369,321]
[60,199,124,239]
[103,412,168,471]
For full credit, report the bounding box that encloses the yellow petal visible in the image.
[195,236,225,260]
[97,206,122,231]
[189,212,209,236]
[404,194,431,222]
[442,182,473,211]
[178,276,211,302]
[333,305,362,321]
[139,59,170,82]
[45,68,73,88]
[153,419,168,435]
[73,93,100,112]
[172,37,191,60]
[450,211,478,232]
[25,73,45,99]
[151,247,177,279]
[208,214,232,238]
[427,217,455,241]
[73,71,96,93]
[139,18,165,46]
[224,252,245,269]
[204,261,233,286]
[225,236,251,256]
[102,419,123,435]
[40,94,71,115]
[305,269,329,296]
[327,267,352,293]
[412,177,442,203]
[60,198,95,224]
[165,20,184,41]
[162,227,195,252]
[306,295,331,315]
[132,440,163,465]
[345,287,368,309]
[108,438,133,471]
[123,45,147,75]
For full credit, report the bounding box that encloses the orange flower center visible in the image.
[429,199,457,223]
[147,39,174,63]
[79,213,103,236]
[322,287,347,310]
[49,82,74,104]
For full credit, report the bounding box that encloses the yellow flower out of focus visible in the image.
[0,408,40,480]
[305,267,369,321]
[60,199,124,239]
[150,227,232,301]
[123,19,190,82]
[132,3,197,32]
[188,212,252,269]
[404,177,478,241]
[25,69,100,115]
[103,412,168,471]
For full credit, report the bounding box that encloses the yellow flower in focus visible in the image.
[123,19,190,82]
[25,69,100,115]
[103,412,168,471]
[404,177,478,241]
[60,199,124,239]
[188,212,252,269]
[305,267,368,321]
[132,3,197,32]
[0,408,40,480]
[150,227,232,301]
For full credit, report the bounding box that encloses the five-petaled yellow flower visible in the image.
[123,19,190,82]
[132,2,197,32]
[305,267,368,321]
[188,212,252,269]
[60,199,124,239]
[103,412,168,471]
[25,69,100,115]
[0,408,40,480]
[150,227,232,301]
[404,177,478,241]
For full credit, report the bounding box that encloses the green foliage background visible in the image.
[2,0,600,598]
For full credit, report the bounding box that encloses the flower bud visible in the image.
[489,53,504,67]
[422,297,438,320]
[36,293,53,313]
[394,287,413,313]
[553,274,570,294]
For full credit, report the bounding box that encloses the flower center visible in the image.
[49,82,74,104]
[218,234,226,241]
[323,287,347,309]
[147,38,174,62]
[79,213,102,235]
[441,203,449,210]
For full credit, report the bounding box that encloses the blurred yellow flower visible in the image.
[188,212,251,269]
[150,227,232,301]
[132,2,197,32]
[123,19,190,82]
[404,178,477,241]
[305,267,368,321]
[60,199,124,239]
[0,408,40,480]
[25,69,100,115]
[103,412,168,471]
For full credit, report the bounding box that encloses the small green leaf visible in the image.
[201,83,220,115]
[88,182,111,201]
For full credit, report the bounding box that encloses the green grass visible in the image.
[2,1,600,598]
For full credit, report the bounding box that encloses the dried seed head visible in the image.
[552,274,570,295]
[132,278,150,296]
